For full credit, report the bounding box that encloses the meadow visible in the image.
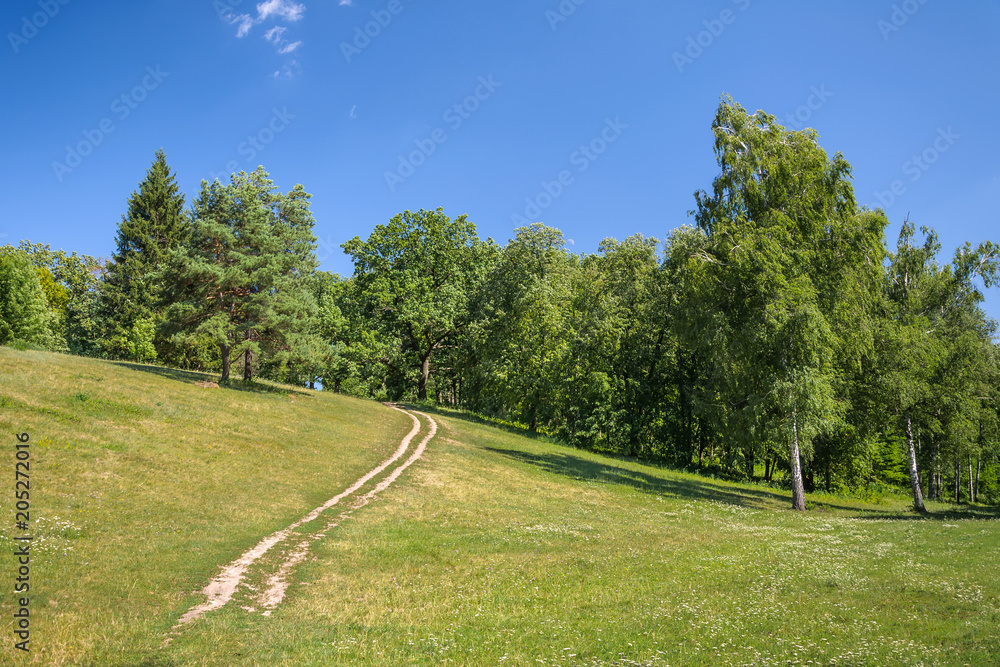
[2,348,998,666]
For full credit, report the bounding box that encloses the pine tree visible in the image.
[160,168,321,383]
[98,149,188,361]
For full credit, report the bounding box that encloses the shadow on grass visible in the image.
[416,404,999,519]
[854,505,1000,522]
[109,361,312,397]
[486,446,1000,520]
[484,445,842,512]
[406,403,554,441]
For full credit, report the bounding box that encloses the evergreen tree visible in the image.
[98,149,188,361]
[160,168,320,383]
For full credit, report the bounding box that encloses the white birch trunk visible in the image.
[905,413,926,513]
[790,410,806,511]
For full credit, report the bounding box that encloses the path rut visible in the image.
[167,406,436,639]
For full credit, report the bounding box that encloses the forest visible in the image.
[2,97,998,511]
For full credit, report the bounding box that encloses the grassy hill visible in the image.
[2,348,999,666]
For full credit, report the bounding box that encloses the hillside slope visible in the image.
[176,412,1000,666]
[0,347,414,665]
[2,348,999,666]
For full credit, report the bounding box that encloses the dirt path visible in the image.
[259,409,437,613]
[167,406,436,638]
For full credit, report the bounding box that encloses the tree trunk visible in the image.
[955,458,961,503]
[969,456,975,504]
[220,344,231,382]
[917,435,926,499]
[905,414,926,512]
[243,347,253,382]
[929,437,938,501]
[790,412,806,511]
[417,351,431,400]
[975,458,982,503]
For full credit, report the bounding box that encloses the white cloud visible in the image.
[232,14,254,38]
[339,0,353,5]
[264,26,287,43]
[349,105,357,119]
[226,0,306,67]
[257,0,306,22]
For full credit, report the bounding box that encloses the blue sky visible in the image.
[2,0,998,321]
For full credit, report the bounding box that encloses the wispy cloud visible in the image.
[233,14,255,38]
[224,0,306,63]
[264,26,287,43]
[263,25,301,54]
[257,0,306,22]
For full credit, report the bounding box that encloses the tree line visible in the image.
[2,98,998,510]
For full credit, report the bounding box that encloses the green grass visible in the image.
[3,348,999,665]
[0,347,412,665]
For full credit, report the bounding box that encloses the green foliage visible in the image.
[672,97,883,507]
[463,223,573,430]
[97,149,189,362]
[10,241,102,353]
[0,248,62,349]
[159,167,322,383]
[343,208,497,400]
[125,316,157,363]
